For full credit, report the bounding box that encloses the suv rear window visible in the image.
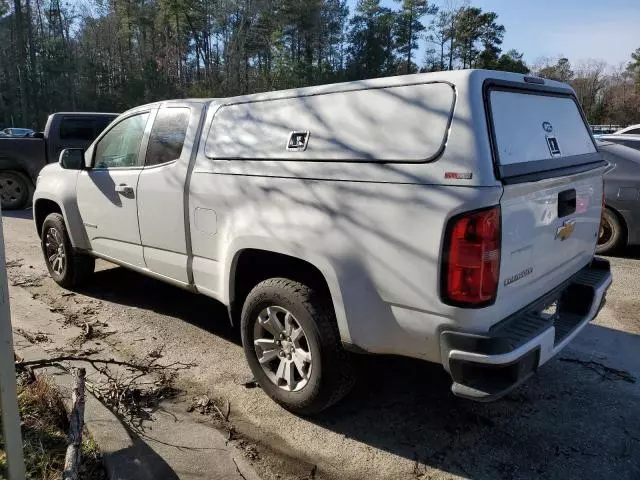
[489,90,596,166]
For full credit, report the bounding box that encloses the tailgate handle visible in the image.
[558,189,576,218]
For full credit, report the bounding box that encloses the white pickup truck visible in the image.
[33,70,612,414]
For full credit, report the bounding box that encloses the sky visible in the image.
[346,0,640,67]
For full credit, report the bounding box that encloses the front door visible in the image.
[76,112,151,268]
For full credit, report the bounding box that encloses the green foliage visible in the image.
[346,0,397,79]
[492,49,530,74]
[13,0,625,129]
[454,7,505,69]
[538,57,574,82]
[393,0,436,74]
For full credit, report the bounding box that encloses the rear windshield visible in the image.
[489,90,596,166]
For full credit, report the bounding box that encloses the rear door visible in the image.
[137,105,197,283]
[487,84,606,305]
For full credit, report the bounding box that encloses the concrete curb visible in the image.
[11,284,261,480]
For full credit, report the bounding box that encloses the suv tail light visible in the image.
[442,206,501,307]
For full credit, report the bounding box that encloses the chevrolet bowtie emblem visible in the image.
[555,219,576,241]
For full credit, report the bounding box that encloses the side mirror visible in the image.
[59,148,85,170]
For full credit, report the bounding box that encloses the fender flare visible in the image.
[222,236,352,344]
[33,192,91,250]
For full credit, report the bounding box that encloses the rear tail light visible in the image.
[442,206,501,307]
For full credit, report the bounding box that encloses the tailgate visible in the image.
[487,83,606,304]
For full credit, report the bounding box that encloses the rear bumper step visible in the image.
[440,258,612,402]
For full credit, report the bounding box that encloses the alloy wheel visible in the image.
[44,227,66,275]
[253,306,313,392]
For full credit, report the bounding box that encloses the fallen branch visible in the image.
[16,355,194,372]
[232,458,248,480]
[214,403,228,422]
[17,353,191,431]
[559,357,636,383]
[63,368,86,480]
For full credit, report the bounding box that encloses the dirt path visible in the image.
[5,210,640,480]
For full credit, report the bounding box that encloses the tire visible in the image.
[241,278,355,415]
[596,208,624,255]
[0,170,32,210]
[41,213,95,288]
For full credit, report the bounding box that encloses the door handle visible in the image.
[558,189,576,218]
[115,184,134,197]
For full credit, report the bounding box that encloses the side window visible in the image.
[626,128,640,135]
[60,118,96,141]
[145,108,190,166]
[94,113,149,169]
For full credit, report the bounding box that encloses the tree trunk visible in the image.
[406,9,413,74]
[12,0,28,124]
[26,0,37,124]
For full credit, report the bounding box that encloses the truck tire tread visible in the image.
[241,278,355,415]
[41,213,95,288]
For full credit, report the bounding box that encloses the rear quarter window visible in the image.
[145,108,190,166]
[489,90,596,166]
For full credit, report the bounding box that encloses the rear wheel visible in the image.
[596,208,624,255]
[41,213,95,288]
[241,278,355,415]
[0,170,32,210]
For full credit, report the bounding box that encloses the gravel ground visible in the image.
[4,209,640,480]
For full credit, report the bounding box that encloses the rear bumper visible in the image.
[440,257,612,402]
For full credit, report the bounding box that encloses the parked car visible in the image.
[614,124,640,135]
[596,140,640,253]
[0,112,117,209]
[591,125,622,135]
[595,134,640,152]
[33,70,612,414]
[0,128,35,137]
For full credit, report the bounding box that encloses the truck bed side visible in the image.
[0,137,46,182]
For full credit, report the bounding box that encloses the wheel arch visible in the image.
[225,244,351,344]
[34,198,63,237]
[605,205,629,244]
[33,193,91,249]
